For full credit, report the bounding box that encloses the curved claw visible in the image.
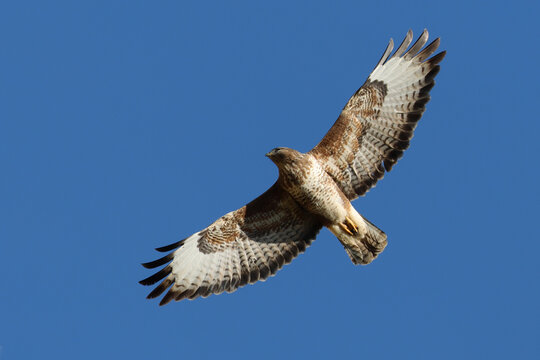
[340,217,359,236]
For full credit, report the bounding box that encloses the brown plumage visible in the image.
[140,29,445,305]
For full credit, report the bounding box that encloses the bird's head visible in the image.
[265,147,286,160]
[265,147,303,167]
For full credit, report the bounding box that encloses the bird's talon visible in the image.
[339,223,354,236]
[345,217,359,234]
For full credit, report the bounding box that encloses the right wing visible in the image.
[310,29,445,200]
[139,183,322,305]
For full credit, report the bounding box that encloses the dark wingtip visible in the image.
[425,65,441,83]
[146,278,173,299]
[139,265,172,286]
[155,239,186,253]
[416,38,441,62]
[141,253,174,269]
[419,81,435,96]
[428,51,446,66]
[159,289,177,306]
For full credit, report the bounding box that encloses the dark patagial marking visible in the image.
[345,79,388,119]
[197,212,242,254]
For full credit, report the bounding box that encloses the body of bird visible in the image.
[140,29,445,305]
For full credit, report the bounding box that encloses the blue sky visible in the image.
[1,1,539,359]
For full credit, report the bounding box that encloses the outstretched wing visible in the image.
[310,29,445,200]
[139,184,322,305]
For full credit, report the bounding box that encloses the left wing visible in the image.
[139,183,322,305]
[310,29,445,200]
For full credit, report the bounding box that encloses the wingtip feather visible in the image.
[155,239,185,252]
[404,29,429,60]
[139,265,172,286]
[416,38,441,62]
[428,51,446,66]
[373,38,394,70]
[146,278,173,299]
[392,29,414,59]
[141,252,174,269]
[159,288,178,306]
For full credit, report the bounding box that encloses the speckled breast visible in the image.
[279,154,349,224]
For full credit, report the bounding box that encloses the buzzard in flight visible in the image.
[140,29,445,305]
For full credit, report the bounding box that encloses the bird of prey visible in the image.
[140,29,445,305]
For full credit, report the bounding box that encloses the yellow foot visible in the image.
[339,217,359,236]
[345,216,359,234]
[339,222,354,236]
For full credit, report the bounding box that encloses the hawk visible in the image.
[140,29,445,305]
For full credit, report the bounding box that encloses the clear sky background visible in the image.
[1,1,539,359]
